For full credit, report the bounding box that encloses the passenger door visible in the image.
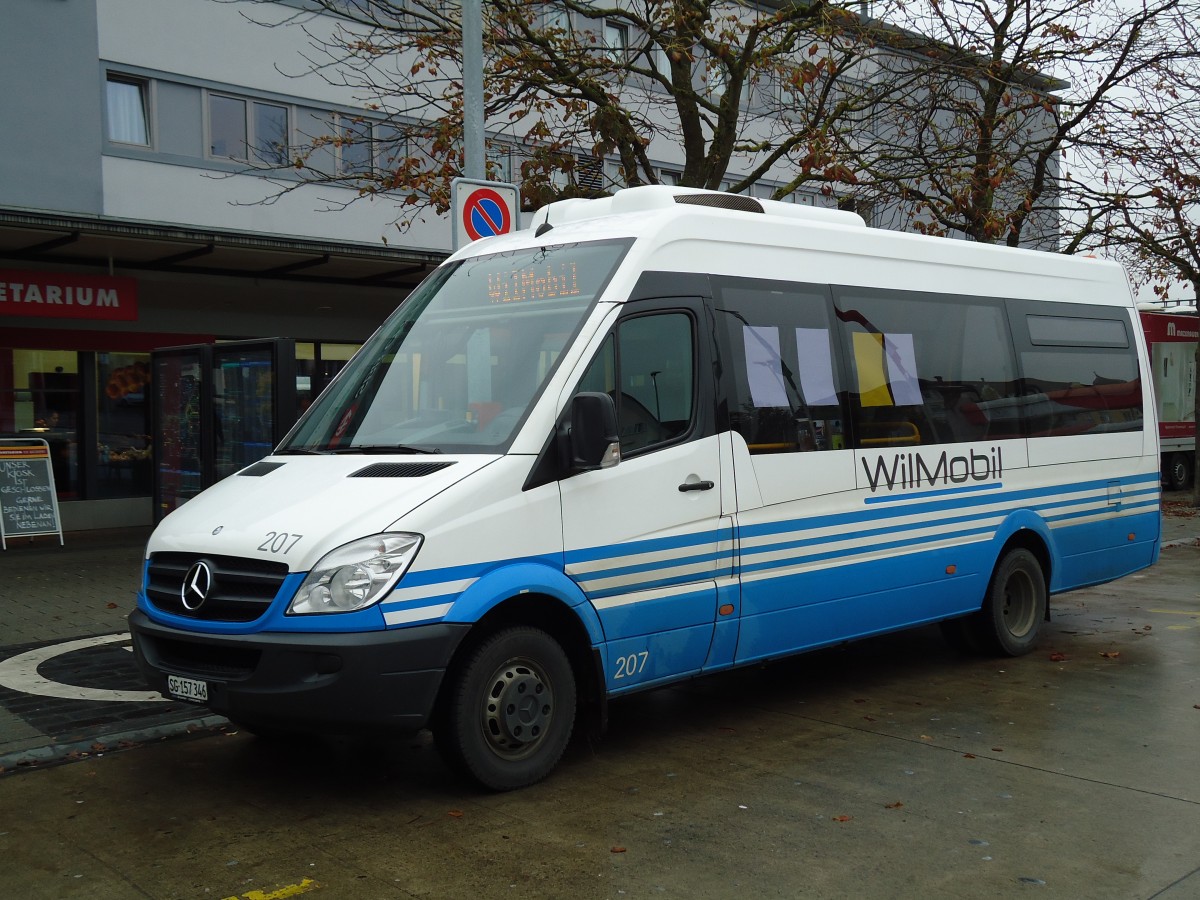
[560,299,731,692]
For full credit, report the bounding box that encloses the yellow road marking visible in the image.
[1147,609,1195,628]
[222,878,319,900]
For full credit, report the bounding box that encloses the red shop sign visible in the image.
[0,269,138,322]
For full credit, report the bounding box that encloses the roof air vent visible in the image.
[674,193,764,214]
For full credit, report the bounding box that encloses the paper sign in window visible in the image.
[852,332,893,406]
[742,326,789,407]
[795,328,838,405]
[884,333,922,405]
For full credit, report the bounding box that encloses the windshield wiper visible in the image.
[278,447,329,455]
[326,444,442,455]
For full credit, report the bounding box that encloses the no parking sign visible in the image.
[451,178,521,250]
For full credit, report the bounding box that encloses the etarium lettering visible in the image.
[0,282,120,308]
[861,446,1003,493]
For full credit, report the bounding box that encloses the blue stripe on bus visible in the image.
[373,473,1158,621]
[570,546,735,583]
[565,524,733,566]
[864,481,1006,504]
[739,524,996,576]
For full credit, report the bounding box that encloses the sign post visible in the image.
[0,439,64,549]
[451,178,520,251]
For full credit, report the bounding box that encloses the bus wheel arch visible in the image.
[432,593,604,790]
[974,534,1051,657]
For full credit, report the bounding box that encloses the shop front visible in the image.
[0,213,442,531]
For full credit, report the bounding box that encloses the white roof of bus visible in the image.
[452,186,1133,308]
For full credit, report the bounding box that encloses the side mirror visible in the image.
[567,392,620,471]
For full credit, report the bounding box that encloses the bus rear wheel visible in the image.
[436,626,576,791]
[971,548,1047,657]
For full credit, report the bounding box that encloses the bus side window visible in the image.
[833,289,1021,447]
[714,278,845,453]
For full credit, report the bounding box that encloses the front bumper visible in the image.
[129,609,470,735]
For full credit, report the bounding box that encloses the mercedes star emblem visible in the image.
[181,561,214,611]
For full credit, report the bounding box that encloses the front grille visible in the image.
[146,552,289,622]
[152,636,260,680]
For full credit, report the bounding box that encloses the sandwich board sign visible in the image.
[452,178,520,250]
[0,439,63,549]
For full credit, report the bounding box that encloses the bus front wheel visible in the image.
[436,626,577,791]
[972,549,1047,657]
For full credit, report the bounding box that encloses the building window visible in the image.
[337,117,373,176]
[487,142,513,181]
[254,102,290,165]
[542,4,570,31]
[106,75,150,146]
[652,46,672,82]
[209,94,291,165]
[604,21,629,62]
[209,95,247,159]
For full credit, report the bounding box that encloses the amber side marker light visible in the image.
[945,565,957,575]
[719,604,735,616]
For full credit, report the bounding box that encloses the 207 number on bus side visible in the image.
[614,651,649,679]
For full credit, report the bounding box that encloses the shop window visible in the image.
[106,75,150,146]
[97,354,153,499]
[1,350,81,500]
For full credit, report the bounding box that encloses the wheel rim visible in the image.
[479,656,555,761]
[1001,568,1039,639]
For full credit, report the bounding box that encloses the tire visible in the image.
[1165,453,1192,492]
[435,626,576,791]
[969,548,1047,657]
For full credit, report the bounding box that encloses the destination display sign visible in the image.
[447,239,633,311]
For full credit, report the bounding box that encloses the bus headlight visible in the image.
[288,533,423,615]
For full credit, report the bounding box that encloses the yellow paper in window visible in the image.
[852,332,894,407]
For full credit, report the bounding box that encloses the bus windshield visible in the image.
[281,239,632,455]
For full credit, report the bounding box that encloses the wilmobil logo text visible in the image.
[862,446,1003,493]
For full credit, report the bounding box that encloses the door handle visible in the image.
[678,480,715,492]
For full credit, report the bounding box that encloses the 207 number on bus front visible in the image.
[258,531,303,554]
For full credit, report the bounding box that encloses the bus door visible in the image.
[559,298,731,692]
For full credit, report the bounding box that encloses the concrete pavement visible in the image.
[0,525,1196,898]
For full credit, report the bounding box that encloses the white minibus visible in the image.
[131,186,1161,790]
